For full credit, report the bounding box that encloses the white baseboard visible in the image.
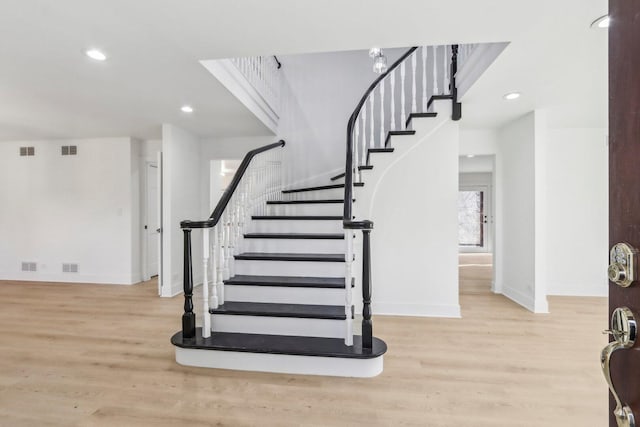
[546,282,607,297]
[501,286,549,313]
[372,302,461,318]
[0,272,137,285]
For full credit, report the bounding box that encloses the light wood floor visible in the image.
[0,275,608,426]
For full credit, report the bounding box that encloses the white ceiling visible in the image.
[0,0,607,141]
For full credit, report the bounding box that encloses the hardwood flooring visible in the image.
[0,277,608,426]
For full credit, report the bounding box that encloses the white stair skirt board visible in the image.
[212,314,345,338]
[243,238,344,254]
[266,204,343,216]
[250,219,342,234]
[175,347,384,378]
[234,259,344,277]
[225,285,345,305]
[283,188,344,200]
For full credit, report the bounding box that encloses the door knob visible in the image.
[609,243,638,287]
[601,307,637,427]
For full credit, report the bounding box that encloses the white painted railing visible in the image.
[230,56,282,116]
[180,142,285,340]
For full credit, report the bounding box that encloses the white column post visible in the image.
[411,51,417,114]
[217,224,225,304]
[210,226,219,309]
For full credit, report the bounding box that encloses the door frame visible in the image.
[141,160,160,283]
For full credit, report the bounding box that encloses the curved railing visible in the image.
[180,140,285,340]
[342,45,460,349]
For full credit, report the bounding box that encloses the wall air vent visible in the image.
[19,147,35,156]
[62,263,79,273]
[21,262,37,272]
[61,145,78,156]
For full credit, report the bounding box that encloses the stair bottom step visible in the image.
[171,329,386,377]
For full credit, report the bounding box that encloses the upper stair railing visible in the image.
[179,140,285,341]
[343,45,460,349]
[230,55,282,116]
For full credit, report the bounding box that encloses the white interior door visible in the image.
[146,162,159,278]
[458,184,492,253]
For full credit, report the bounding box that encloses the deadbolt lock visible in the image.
[609,243,639,288]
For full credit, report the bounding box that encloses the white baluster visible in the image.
[217,224,225,304]
[433,45,439,95]
[362,100,368,161]
[379,82,384,147]
[411,52,417,114]
[210,226,219,309]
[202,229,211,338]
[369,92,375,149]
[400,62,406,130]
[223,210,231,280]
[422,46,427,111]
[354,116,360,183]
[344,230,354,346]
[390,70,396,131]
[443,45,450,94]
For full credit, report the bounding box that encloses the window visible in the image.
[458,190,484,247]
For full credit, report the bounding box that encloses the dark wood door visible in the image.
[609,0,640,425]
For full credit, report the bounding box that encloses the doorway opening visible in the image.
[458,155,494,297]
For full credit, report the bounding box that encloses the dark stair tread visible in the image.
[224,275,346,288]
[405,112,438,128]
[384,130,416,147]
[171,329,387,359]
[266,199,346,205]
[235,252,344,262]
[244,233,344,240]
[330,165,373,181]
[282,183,363,194]
[252,215,342,220]
[210,301,347,319]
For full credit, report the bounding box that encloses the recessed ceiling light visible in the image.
[181,105,194,113]
[467,154,475,158]
[85,49,107,61]
[503,92,521,100]
[591,15,610,29]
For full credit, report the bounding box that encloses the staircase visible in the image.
[171,45,462,377]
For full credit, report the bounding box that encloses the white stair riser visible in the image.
[225,285,346,305]
[266,203,343,216]
[212,314,345,338]
[243,238,345,254]
[234,259,344,277]
[250,220,342,234]
[283,187,344,200]
[175,348,384,377]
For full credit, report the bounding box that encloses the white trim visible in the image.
[372,302,461,318]
[501,285,549,313]
[200,59,279,133]
[283,166,344,190]
[211,314,344,338]
[175,347,383,378]
[546,283,607,297]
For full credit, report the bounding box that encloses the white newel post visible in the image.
[369,91,375,148]
[202,229,211,338]
[354,116,360,182]
[362,103,368,173]
[217,224,225,304]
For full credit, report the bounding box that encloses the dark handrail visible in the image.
[273,56,282,69]
[343,47,418,230]
[181,140,285,230]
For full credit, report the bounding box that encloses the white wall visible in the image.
[0,138,141,284]
[364,111,460,317]
[161,125,203,297]
[495,112,548,313]
[545,128,608,296]
[278,49,404,187]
